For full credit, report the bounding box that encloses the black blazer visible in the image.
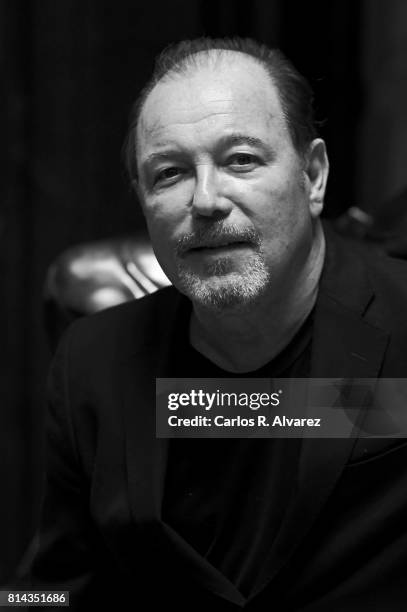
[31,227,407,611]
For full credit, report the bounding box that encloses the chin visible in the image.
[176,262,270,313]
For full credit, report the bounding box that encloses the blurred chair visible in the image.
[334,187,407,259]
[44,233,170,351]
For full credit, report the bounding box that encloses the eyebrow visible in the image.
[143,148,181,167]
[142,133,270,169]
[215,133,269,151]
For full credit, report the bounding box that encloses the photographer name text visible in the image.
[167,415,321,428]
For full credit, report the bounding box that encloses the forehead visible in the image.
[136,53,288,156]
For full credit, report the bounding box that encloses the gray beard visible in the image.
[176,252,271,313]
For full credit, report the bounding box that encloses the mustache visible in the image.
[175,223,261,256]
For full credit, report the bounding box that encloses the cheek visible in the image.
[142,202,178,243]
[141,194,188,269]
[142,183,192,228]
[248,177,310,242]
[143,216,176,280]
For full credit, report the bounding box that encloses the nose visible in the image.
[191,165,232,218]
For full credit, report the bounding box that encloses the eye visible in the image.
[227,153,259,172]
[154,166,184,186]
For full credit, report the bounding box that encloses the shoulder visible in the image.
[58,285,182,362]
[47,285,183,439]
[363,252,407,332]
[323,220,407,292]
[361,248,407,290]
[323,222,407,329]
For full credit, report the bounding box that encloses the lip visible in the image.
[186,241,251,254]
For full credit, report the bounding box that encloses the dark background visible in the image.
[2,0,407,585]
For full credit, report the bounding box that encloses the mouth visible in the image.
[176,225,261,259]
[188,240,250,254]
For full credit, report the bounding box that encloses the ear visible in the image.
[304,138,329,218]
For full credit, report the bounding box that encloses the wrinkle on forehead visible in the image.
[139,89,280,139]
[139,109,277,145]
[139,107,233,136]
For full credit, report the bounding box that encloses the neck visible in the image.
[189,223,326,372]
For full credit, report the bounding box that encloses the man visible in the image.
[31,38,407,610]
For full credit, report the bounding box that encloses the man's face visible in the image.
[136,52,325,311]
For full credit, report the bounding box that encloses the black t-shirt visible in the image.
[162,308,313,596]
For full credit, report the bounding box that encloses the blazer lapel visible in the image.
[250,233,390,601]
[121,290,182,527]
